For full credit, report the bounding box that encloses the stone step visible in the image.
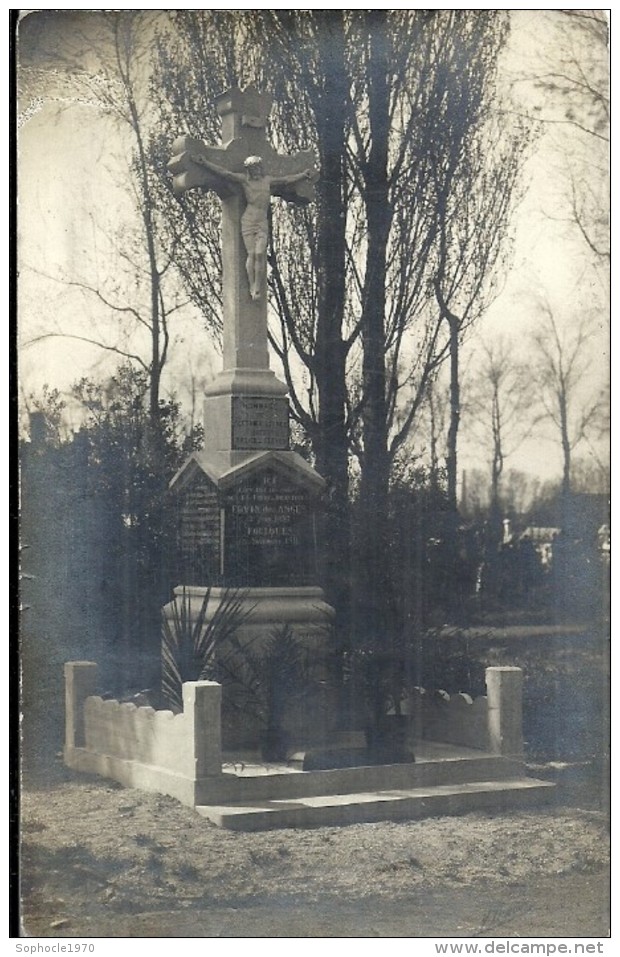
[196,777,555,831]
[210,754,525,803]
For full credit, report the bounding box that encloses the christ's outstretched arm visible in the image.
[191,154,246,184]
[270,169,315,188]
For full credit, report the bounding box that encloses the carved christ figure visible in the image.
[192,152,314,300]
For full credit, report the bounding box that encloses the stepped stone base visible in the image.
[193,742,555,829]
[196,777,555,831]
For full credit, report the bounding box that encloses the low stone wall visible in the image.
[63,662,223,806]
[404,688,489,750]
[402,666,524,758]
[64,662,524,807]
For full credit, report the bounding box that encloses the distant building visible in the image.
[519,526,560,569]
[517,492,610,568]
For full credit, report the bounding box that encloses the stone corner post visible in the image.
[486,666,524,759]
[64,661,98,750]
[182,680,222,778]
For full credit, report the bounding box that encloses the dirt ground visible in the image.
[18,761,610,939]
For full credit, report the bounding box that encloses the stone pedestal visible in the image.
[166,585,333,642]
[166,374,336,751]
[162,583,335,750]
[170,447,328,589]
[202,368,290,468]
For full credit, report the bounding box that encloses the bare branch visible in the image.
[23,333,149,371]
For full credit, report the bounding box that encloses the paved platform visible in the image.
[221,739,489,775]
[196,741,554,829]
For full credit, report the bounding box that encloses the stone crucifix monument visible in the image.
[165,86,334,748]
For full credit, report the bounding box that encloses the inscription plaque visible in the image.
[223,467,315,586]
[231,396,289,451]
[177,473,221,584]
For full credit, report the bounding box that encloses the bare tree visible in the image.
[401,370,451,495]
[464,336,534,518]
[530,298,608,502]
[570,455,610,496]
[499,469,551,523]
[523,10,609,264]
[430,50,532,511]
[19,11,190,427]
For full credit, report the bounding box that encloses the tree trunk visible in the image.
[559,391,572,532]
[490,388,503,515]
[428,384,440,494]
[310,13,351,633]
[560,393,571,501]
[446,316,460,512]
[357,11,394,646]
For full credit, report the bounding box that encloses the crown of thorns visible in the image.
[243,155,263,167]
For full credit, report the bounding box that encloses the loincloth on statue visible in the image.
[241,219,268,248]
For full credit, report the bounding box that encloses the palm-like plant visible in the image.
[161,586,254,712]
[217,623,315,759]
[230,625,310,726]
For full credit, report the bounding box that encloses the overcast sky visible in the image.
[16,8,609,488]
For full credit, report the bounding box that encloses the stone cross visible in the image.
[168,86,317,373]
